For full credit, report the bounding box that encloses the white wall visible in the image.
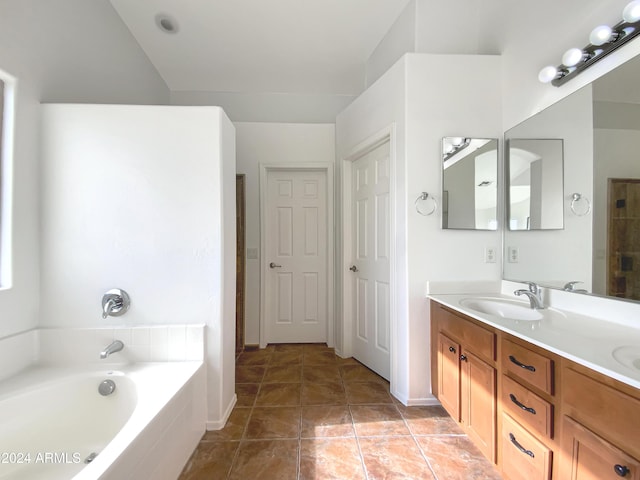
[365,0,417,89]
[39,104,235,428]
[593,128,640,296]
[500,0,638,129]
[172,91,353,124]
[235,122,336,345]
[0,0,169,340]
[336,53,502,405]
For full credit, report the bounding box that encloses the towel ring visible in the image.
[570,193,591,216]
[415,192,438,216]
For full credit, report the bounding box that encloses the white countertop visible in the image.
[428,291,640,390]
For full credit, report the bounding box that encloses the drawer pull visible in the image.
[509,433,535,458]
[509,355,536,372]
[614,464,630,477]
[460,354,468,362]
[448,346,456,353]
[509,393,537,415]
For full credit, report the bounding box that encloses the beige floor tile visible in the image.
[416,436,503,480]
[350,404,410,436]
[300,438,366,480]
[228,440,298,480]
[245,406,301,439]
[358,436,436,480]
[255,382,301,406]
[301,405,355,438]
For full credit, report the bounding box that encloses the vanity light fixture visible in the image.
[538,0,640,86]
[442,137,471,161]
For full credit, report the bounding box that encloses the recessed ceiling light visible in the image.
[155,13,178,34]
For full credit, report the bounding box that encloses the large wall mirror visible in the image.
[507,139,564,230]
[503,51,640,301]
[442,137,498,230]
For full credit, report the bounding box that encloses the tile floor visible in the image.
[179,344,503,480]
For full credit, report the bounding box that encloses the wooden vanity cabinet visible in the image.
[560,361,640,480]
[432,303,497,462]
[499,336,559,480]
[430,299,640,480]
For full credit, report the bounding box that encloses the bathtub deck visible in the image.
[178,343,502,480]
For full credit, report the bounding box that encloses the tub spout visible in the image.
[100,340,124,359]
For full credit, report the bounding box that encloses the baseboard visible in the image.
[392,390,440,407]
[205,393,237,431]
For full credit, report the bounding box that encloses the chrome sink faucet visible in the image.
[100,340,124,359]
[514,281,545,310]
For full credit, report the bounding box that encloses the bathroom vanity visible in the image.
[429,296,640,480]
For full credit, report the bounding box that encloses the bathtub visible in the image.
[0,361,205,480]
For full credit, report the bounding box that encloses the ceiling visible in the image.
[110,0,413,96]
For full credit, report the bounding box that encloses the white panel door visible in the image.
[350,141,390,379]
[265,170,328,343]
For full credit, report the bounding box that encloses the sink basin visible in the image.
[612,346,640,371]
[459,297,544,321]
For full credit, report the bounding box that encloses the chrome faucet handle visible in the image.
[101,289,130,319]
[563,281,582,291]
[522,281,540,296]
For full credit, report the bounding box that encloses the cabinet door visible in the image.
[562,416,640,480]
[461,349,496,462]
[438,332,460,420]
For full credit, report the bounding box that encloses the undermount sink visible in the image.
[612,346,640,371]
[459,297,545,321]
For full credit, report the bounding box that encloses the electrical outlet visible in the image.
[485,247,497,263]
[508,246,519,263]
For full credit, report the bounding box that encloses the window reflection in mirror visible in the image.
[442,137,498,230]
[507,139,564,230]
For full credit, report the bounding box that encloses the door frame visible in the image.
[341,124,397,380]
[259,162,335,348]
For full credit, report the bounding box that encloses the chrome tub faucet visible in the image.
[100,340,124,359]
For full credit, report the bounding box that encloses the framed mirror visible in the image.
[442,137,498,230]
[503,50,640,301]
[507,138,564,230]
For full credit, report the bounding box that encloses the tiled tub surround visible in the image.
[427,281,640,389]
[0,326,206,480]
[179,344,502,480]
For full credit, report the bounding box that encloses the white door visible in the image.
[264,169,328,343]
[350,141,391,379]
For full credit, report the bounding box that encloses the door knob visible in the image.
[349,265,358,272]
[269,262,282,269]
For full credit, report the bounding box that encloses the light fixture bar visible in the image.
[549,17,640,86]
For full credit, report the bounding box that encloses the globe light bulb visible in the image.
[451,137,464,147]
[538,65,558,83]
[623,0,640,23]
[590,25,615,46]
[562,48,585,67]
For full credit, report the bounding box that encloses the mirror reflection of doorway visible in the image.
[607,178,640,300]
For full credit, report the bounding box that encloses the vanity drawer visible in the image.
[563,366,640,460]
[502,339,554,395]
[439,307,495,362]
[501,375,553,439]
[501,412,552,480]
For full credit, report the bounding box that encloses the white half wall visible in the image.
[235,122,336,345]
[336,53,502,405]
[0,0,169,340]
[39,104,236,427]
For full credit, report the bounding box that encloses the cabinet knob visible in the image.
[448,346,456,353]
[460,354,467,362]
[614,464,630,477]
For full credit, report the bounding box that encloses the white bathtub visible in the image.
[0,361,205,480]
